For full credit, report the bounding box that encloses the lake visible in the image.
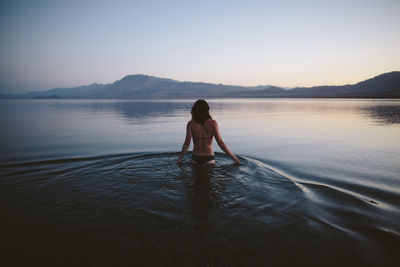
[0,98,399,266]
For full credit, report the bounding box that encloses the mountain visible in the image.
[22,83,107,98]
[8,71,400,99]
[18,75,266,99]
[229,71,400,98]
[284,71,400,98]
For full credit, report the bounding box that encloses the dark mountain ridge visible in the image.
[2,71,400,99]
[285,71,400,98]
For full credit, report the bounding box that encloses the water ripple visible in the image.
[1,152,399,266]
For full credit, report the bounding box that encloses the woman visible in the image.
[177,99,240,165]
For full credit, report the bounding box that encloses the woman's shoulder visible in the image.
[207,119,217,124]
[188,119,216,127]
[188,119,199,127]
[205,119,217,127]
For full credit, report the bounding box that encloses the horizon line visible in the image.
[3,70,400,95]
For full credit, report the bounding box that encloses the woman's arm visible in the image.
[213,120,240,165]
[177,122,192,163]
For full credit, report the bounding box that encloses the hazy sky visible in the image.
[1,0,399,93]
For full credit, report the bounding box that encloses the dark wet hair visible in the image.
[191,99,212,125]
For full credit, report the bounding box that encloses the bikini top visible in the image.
[193,135,213,140]
[192,122,213,140]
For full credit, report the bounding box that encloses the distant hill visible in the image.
[283,71,400,98]
[6,71,400,99]
[17,75,269,99]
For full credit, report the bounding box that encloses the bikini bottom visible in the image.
[191,154,215,165]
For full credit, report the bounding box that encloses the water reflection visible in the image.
[360,105,400,124]
[110,101,192,119]
[187,165,216,220]
[179,162,232,225]
[81,99,400,125]
[10,99,397,125]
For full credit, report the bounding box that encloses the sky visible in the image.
[0,0,399,94]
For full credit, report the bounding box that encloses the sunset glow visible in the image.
[0,0,399,93]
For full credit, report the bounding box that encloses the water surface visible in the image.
[0,99,399,266]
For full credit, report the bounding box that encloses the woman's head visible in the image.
[191,99,212,125]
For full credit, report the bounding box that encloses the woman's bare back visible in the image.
[177,99,240,165]
[189,119,215,156]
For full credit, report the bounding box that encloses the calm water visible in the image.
[0,99,399,266]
